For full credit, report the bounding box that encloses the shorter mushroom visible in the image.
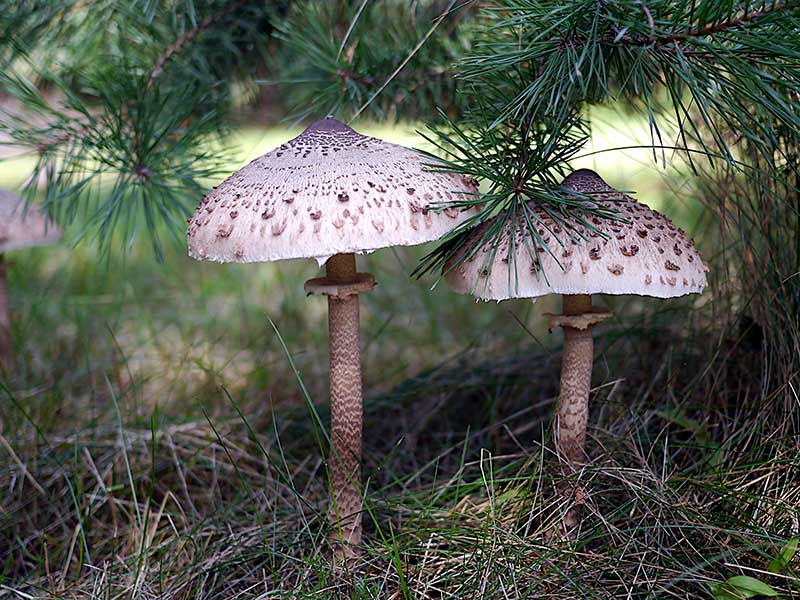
[0,190,63,370]
[444,169,708,531]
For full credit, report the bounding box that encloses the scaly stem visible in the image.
[325,253,364,556]
[556,293,594,531]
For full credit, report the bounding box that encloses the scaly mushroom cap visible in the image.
[187,118,480,264]
[0,189,63,253]
[445,169,708,301]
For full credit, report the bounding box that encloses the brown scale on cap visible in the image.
[445,169,708,301]
[187,118,479,265]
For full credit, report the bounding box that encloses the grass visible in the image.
[1,113,798,598]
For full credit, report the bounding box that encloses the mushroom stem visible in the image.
[555,294,594,532]
[0,255,11,371]
[325,252,364,554]
[556,294,594,469]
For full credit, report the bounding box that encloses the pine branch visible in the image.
[271,0,475,121]
[613,1,798,46]
[350,0,461,121]
[1,0,283,258]
[414,0,800,279]
[335,67,452,87]
[4,0,798,267]
[148,0,250,87]
[335,68,376,86]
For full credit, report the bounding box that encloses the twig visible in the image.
[0,432,46,496]
[564,2,798,49]
[634,1,797,46]
[336,68,376,86]
[349,0,461,122]
[148,0,249,88]
[337,67,448,86]
[336,0,370,63]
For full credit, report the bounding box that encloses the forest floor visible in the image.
[1,118,798,599]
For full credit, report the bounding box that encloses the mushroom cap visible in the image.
[187,118,480,264]
[0,189,63,253]
[445,169,708,301]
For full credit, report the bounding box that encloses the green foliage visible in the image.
[2,68,227,259]
[706,508,798,598]
[4,0,800,266]
[767,536,799,574]
[0,0,280,256]
[692,110,800,439]
[709,576,779,600]
[413,0,800,276]
[2,239,798,596]
[0,0,74,68]
[271,0,474,122]
[412,108,623,278]
[460,0,800,162]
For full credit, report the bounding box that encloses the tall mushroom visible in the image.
[0,190,63,370]
[444,169,707,530]
[186,118,479,555]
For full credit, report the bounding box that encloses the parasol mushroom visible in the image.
[186,118,479,555]
[0,189,63,371]
[444,169,707,530]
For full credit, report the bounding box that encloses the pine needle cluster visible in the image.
[1,0,799,268]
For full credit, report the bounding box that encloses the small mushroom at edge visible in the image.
[0,189,63,371]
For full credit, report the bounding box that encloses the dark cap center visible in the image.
[305,118,355,133]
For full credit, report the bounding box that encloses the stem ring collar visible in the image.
[304,273,376,299]
[546,309,613,331]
